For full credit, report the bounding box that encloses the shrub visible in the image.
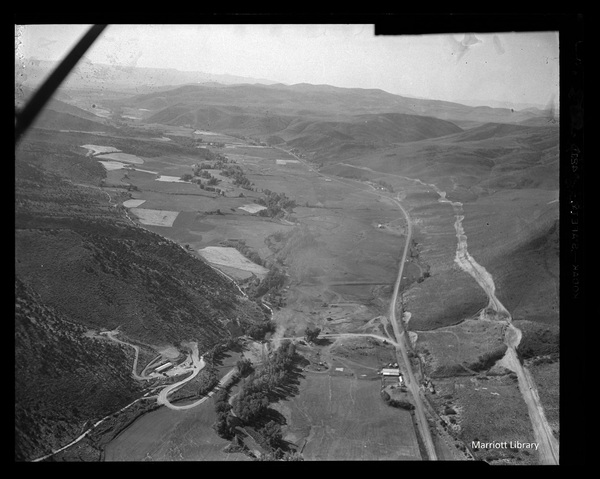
[388,398,415,410]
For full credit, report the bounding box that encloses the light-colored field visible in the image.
[152,137,172,142]
[92,108,111,118]
[238,204,267,214]
[131,168,159,175]
[197,246,269,276]
[122,199,147,208]
[155,175,188,183]
[194,130,220,136]
[96,152,145,164]
[276,159,300,165]
[275,373,421,460]
[81,144,121,155]
[130,208,180,227]
[98,161,127,171]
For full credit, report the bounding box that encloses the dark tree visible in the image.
[304,326,321,343]
[236,358,253,378]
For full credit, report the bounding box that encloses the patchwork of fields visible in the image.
[19,93,559,464]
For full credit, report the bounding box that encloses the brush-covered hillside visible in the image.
[14,133,268,461]
[15,277,145,462]
[329,121,559,194]
[15,137,267,345]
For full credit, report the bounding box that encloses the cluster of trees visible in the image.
[196,147,226,162]
[468,346,508,372]
[213,388,237,440]
[193,162,214,174]
[181,168,222,190]
[376,179,394,192]
[240,266,286,309]
[254,266,286,298]
[236,358,253,377]
[220,165,253,190]
[304,326,321,343]
[381,390,415,410]
[215,239,287,308]
[245,320,276,341]
[212,342,300,458]
[232,341,296,423]
[255,189,296,219]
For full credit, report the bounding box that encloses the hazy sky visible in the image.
[15,24,559,108]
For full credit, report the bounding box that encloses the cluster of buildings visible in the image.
[379,363,404,386]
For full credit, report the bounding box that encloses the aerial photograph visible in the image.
[15,20,563,464]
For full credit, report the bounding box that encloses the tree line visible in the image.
[212,341,300,458]
[255,189,296,219]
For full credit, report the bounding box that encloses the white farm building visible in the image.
[381,368,404,385]
[155,362,173,374]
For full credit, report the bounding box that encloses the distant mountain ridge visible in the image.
[16,58,556,119]
[15,58,280,95]
[124,82,550,129]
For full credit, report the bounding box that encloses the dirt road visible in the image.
[159,367,238,411]
[502,325,560,464]
[156,342,206,410]
[336,161,560,465]
[101,330,154,380]
[275,147,438,460]
[386,195,438,461]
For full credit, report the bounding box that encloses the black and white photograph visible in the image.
[15,17,575,463]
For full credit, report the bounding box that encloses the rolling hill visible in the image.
[129,82,550,127]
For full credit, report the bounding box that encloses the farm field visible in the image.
[198,246,269,278]
[274,372,421,461]
[130,208,180,227]
[122,199,146,208]
[104,397,249,461]
[96,152,145,164]
[101,129,408,309]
